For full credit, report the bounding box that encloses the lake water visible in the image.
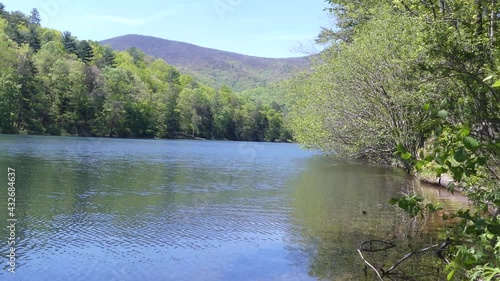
[0,136,464,281]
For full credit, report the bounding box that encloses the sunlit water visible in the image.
[0,135,465,281]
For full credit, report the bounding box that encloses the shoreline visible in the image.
[0,133,294,144]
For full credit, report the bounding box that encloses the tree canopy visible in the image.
[290,0,499,279]
[0,3,291,142]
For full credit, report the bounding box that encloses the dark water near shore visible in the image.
[0,135,465,281]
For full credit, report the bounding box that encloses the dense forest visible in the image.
[0,4,292,142]
[289,0,499,279]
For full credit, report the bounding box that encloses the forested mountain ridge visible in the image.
[100,34,310,92]
[0,4,292,142]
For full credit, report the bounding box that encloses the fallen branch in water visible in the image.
[357,238,453,279]
[360,240,396,252]
[384,244,439,274]
[357,249,384,281]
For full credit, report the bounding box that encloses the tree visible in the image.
[293,0,500,279]
[62,31,77,55]
[28,25,40,52]
[5,22,28,45]
[291,8,431,166]
[127,47,145,67]
[0,22,21,133]
[177,88,213,138]
[212,85,239,139]
[29,8,41,26]
[264,107,283,142]
[15,45,43,133]
[102,46,117,68]
[78,40,93,63]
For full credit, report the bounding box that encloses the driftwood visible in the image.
[419,174,455,189]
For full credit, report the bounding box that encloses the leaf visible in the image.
[435,126,443,137]
[401,152,412,160]
[493,80,500,88]
[447,269,455,280]
[464,137,480,151]
[454,147,469,163]
[416,160,426,171]
[436,166,448,176]
[414,194,424,201]
[459,127,470,136]
[389,198,399,205]
[437,109,448,120]
[450,166,464,182]
[422,103,430,111]
[483,75,494,82]
[477,157,487,166]
[397,143,408,154]
[487,224,500,235]
[425,154,435,162]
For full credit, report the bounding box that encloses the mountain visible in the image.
[100,34,309,92]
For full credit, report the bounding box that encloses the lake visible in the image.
[0,135,464,281]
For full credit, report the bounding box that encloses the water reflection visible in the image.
[289,160,465,280]
[0,136,466,281]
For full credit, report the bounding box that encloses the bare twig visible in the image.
[357,249,384,281]
[384,244,439,274]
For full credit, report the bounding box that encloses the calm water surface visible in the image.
[0,136,464,281]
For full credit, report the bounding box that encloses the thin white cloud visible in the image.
[86,9,176,26]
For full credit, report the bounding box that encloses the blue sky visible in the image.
[1,0,332,58]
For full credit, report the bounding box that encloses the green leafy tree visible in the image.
[212,85,239,140]
[291,8,432,167]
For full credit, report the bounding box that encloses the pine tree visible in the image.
[29,8,41,26]
[78,40,94,63]
[0,3,5,15]
[62,31,77,54]
[29,25,41,52]
[102,46,117,68]
[5,22,26,45]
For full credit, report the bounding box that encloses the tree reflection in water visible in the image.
[289,160,465,280]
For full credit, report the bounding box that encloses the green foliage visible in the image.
[101,46,117,68]
[0,5,290,141]
[390,194,443,218]
[290,7,432,165]
[291,0,500,279]
[29,8,40,26]
[62,31,77,55]
[77,40,94,63]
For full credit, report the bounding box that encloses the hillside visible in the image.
[100,34,310,91]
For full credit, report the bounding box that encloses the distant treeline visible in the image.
[0,4,292,142]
